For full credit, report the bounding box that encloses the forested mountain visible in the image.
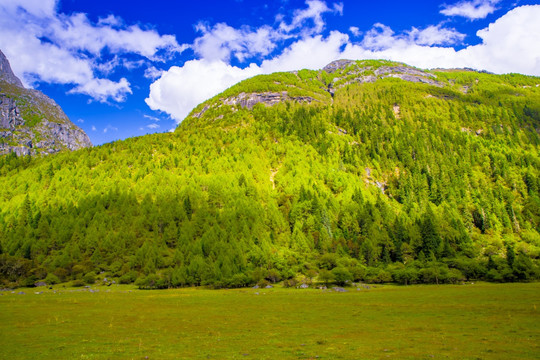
[0,50,92,156]
[1,59,539,289]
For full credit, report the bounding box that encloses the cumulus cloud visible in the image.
[69,78,132,103]
[279,0,342,34]
[193,23,280,62]
[349,26,361,37]
[146,60,261,122]
[0,0,181,102]
[191,0,344,63]
[441,0,500,20]
[147,123,160,129]
[407,25,466,46]
[147,4,540,124]
[144,66,164,80]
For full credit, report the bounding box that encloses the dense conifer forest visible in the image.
[1,60,539,289]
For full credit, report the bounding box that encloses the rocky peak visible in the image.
[0,50,92,156]
[323,59,357,73]
[0,50,23,88]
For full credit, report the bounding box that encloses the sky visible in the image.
[0,0,539,145]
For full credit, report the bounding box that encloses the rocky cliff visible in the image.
[0,50,92,156]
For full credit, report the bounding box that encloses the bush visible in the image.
[266,269,282,283]
[283,278,298,288]
[318,269,335,285]
[349,265,366,282]
[365,268,392,284]
[22,275,37,288]
[393,267,418,285]
[45,273,60,285]
[318,253,339,270]
[83,272,96,285]
[486,268,503,282]
[332,267,353,286]
[227,273,250,288]
[447,268,465,284]
[119,271,138,284]
[72,279,85,287]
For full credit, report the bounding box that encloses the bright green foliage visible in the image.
[0,60,539,288]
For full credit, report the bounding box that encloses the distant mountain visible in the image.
[0,50,91,156]
[0,59,538,289]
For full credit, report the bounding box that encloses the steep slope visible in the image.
[0,60,539,288]
[0,50,92,156]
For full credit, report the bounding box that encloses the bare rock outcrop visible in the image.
[194,91,316,118]
[0,50,92,156]
[323,60,443,91]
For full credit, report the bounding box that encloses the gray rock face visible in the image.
[223,91,315,110]
[194,91,315,119]
[324,60,443,91]
[0,50,92,156]
[323,59,357,73]
[0,50,23,87]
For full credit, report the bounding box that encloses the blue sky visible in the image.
[1,0,539,145]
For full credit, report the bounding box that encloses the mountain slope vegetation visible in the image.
[1,60,539,288]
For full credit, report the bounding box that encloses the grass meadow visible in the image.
[0,282,538,359]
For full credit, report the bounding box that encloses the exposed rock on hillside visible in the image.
[223,91,315,110]
[324,60,442,94]
[193,91,316,119]
[0,50,92,156]
[0,50,23,87]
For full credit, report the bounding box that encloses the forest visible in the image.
[0,60,539,289]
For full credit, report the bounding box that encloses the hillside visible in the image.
[0,59,539,288]
[0,50,92,156]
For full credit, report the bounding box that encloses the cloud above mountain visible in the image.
[147,2,540,123]
[0,0,182,102]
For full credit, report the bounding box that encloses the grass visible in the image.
[0,282,538,359]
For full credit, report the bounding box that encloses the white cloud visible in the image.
[69,77,132,103]
[147,5,540,124]
[147,123,160,129]
[349,26,361,37]
[144,66,163,80]
[91,125,97,131]
[144,115,160,122]
[279,0,341,34]
[146,60,261,122]
[103,125,118,133]
[0,0,181,102]
[441,0,500,20]
[193,23,279,62]
[407,25,466,46]
[77,118,84,123]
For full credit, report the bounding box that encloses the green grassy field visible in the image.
[0,283,538,359]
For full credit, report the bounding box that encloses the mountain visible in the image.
[0,50,91,156]
[0,59,539,289]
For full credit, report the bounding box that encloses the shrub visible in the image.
[318,253,339,270]
[393,267,418,285]
[72,279,85,287]
[266,269,282,283]
[332,267,353,286]
[318,269,335,285]
[45,273,60,285]
[228,273,250,288]
[119,271,138,284]
[83,272,96,285]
